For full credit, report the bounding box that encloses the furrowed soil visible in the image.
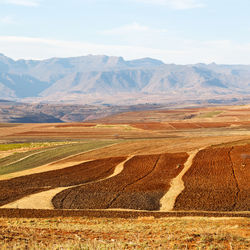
[229,145,250,211]
[0,157,126,207]
[174,146,250,211]
[52,154,159,210]
[52,153,188,211]
[109,153,188,210]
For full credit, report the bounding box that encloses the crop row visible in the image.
[52,153,188,211]
[0,157,126,206]
[0,140,114,175]
[174,145,250,211]
[229,144,250,210]
[109,152,188,210]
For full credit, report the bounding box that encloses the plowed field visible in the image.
[52,153,188,211]
[174,146,250,211]
[52,154,159,210]
[229,145,250,211]
[109,153,188,210]
[0,157,126,207]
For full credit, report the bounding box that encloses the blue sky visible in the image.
[0,0,249,64]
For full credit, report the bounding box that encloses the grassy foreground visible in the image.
[0,216,249,249]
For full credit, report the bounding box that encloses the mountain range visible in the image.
[1,53,250,104]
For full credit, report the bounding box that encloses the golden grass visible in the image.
[0,217,249,249]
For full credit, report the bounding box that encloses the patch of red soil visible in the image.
[54,123,96,128]
[195,122,231,128]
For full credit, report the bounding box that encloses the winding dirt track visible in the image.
[1,156,133,209]
[160,149,200,211]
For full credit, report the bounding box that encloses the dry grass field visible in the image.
[0,216,249,249]
[0,104,249,248]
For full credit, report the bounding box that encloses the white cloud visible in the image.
[0,0,41,7]
[134,0,205,9]
[0,36,250,65]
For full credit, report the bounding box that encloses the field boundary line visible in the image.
[0,208,249,218]
[160,148,203,211]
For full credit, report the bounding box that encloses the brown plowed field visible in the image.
[54,123,96,128]
[0,157,126,207]
[196,122,231,128]
[174,146,250,211]
[52,154,160,210]
[230,145,250,211]
[109,153,188,210]
[53,153,188,211]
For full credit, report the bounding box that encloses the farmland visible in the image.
[0,104,249,248]
[174,146,250,211]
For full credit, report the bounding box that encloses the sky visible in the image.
[0,0,249,64]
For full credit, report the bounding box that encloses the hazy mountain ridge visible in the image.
[0,53,250,104]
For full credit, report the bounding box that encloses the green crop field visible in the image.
[0,140,117,175]
[0,142,78,167]
[197,111,223,118]
[0,141,75,151]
